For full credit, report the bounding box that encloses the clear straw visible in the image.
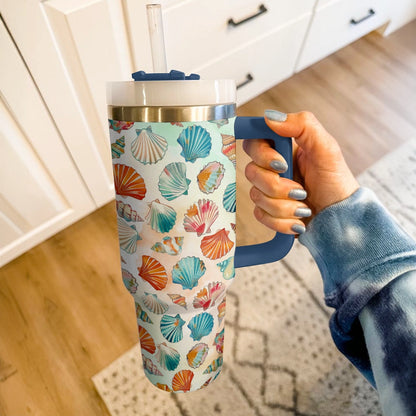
[146,4,168,73]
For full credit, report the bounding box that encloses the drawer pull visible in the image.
[228,4,268,28]
[237,73,254,89]
[350,8,375,25]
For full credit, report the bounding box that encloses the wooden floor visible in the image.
[1,21,416,416]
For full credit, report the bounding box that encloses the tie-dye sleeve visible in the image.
[298,187,416,411]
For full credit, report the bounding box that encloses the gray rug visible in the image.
[92,139,416,416]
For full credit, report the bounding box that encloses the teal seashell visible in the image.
[117,217,141,254]
[111,136,125,158]
[197,161,225,194]
[146,199,177,233]
[156,342,181,371]
[223,182,236,213]
[203,356,223,374]
[122,269,138,294]
[188,312,214,341]
[177,125,212,163]
[217,256,235,280]
[172,256,206,290]
[160,314,185,343]
[151,236,183,255]
[158,162,191,201]
[187,343,209,369]
[136,303,153,324]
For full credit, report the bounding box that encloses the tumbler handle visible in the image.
[234,116,294,268]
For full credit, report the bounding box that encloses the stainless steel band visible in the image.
[108,103,236,122]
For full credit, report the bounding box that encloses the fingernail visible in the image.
[291,224,306,234]
[265,109,287,122]
[294,207,312,218]
[270,159,288,173]
[289,189,307,200]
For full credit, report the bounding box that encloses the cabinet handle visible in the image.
[237,73,254,89]
[228,4,268,28]
[350,9,375,25]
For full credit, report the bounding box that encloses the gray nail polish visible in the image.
[265,109,287,122]
[270,159,288,173]
[291,224,306,234]
[294,207,312,218]
[289,189,307,200]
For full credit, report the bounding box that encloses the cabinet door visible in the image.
[0,20,95,267]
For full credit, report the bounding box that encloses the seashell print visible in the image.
[193,282,225,310]
[117,217,141,254]
[151,236,184,256]
[217,299,226,325]
[138,255,168,290]
[111,136,125,158]
[223,182,236,213]
[187,312,214,341]
[231,223,236,232]
[138,325,156,354]
[156,383,172,392]
[208,118,229,128]
[213,329,224,354]
[170,122,183,127]
[177,125,212,163]
[197,161,225,194]
[168,294,187,309]
[109,119,134,133]
[122,269,138,294]
[146,199,177,233]
[116,200,143,222]
[156,342,181,371]
[217,256,235,280]
[201,377,212,388]
[187,343,209,369]
[160,314,185,343]
[172,369,194,392]
[200,228,234,260]
[158,162,191,201]
[113,164,146,200]
[143,356,163,376]
[172,256,206,290]
[142,292,169,314]
[203,356,223,374]
[183,199,219,237]
[221,134,236,166]
[136,303,153,324]
[131,127,168,164]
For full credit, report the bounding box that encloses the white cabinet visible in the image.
[384,0,416,35]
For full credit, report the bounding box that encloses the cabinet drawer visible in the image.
[195,15,311,106]
[296,0,389,71]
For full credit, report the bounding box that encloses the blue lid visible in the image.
[132,69,200,81]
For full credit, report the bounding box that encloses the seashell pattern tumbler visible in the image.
[107,71,294,392]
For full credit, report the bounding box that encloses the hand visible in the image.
[243,110,359,235]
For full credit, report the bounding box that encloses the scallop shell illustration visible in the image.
[160,314,185,343]
[156,383,172,392]
[143,356,163,376]
[116,200,143,222]
[187,343,209,369]
[117,217,141,254]
[203,356,223,374]
[122,269,138,294]
[231,223,236,232]
[168,294,187,309]
[109,119,134,133]
[111,136,125,158]
[187,312,214,341]
[156,342,181,371]
[142,292,169,314]
[183,199,219,236]
[170,122,183,127]
[217,256,235,280]
[223,182,236,213]
[172,256,206,290]
[138,255,168,290]
[221,134,236,166]
[200,228,234,260]
[217,299,226,325]
[158,162,191,201]
[201,377,212,389]
[136,303,153,324]
[146,199,177,233]
[151,236,183,255]
[214,329,225,354]
[193,282,225,310]
[172,370,194,392]
[131,126,168,164]
[197,161,225,194]
[209,118,228,128]
[138,325,156,354]
[177,125,212,163]
[113,164,146,200]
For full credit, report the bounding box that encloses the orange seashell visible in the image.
[200,229,234,260]
[156,383,172,392]
[113,164,146,200]
[172,369,194,392]
[138,325,156,354]
[138,255,168,290]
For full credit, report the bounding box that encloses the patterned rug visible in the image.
[92,139,416,416]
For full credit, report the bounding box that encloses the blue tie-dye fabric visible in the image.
[299,187,416,415]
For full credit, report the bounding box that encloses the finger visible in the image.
[242,139,288,173]
[253,207,306,235]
